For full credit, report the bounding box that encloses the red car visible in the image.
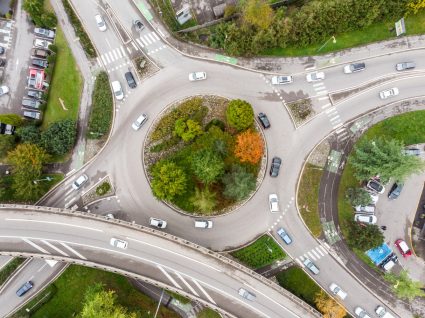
[395,239,412,258]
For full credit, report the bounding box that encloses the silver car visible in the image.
[132,113,148,131]
[379,87,399,100]
[238,288,256,301]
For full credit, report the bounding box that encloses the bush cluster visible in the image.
[23,0,57,29]
[96,182,111,196]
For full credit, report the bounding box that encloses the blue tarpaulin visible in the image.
[366,243,392,265]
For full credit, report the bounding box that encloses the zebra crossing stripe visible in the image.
[305,66,316,71]
[298,255,305,261]
[131,41,138,50]
[330,115,340,122]
[120,46,126,56]
[157,265,182,289]
[108,52,115,62]
[336,127,345,134]
[23,238,51,254]
[126,46,131,53]
[295,258,303,267]
[143,35,152,45]
[334,123,343,129]
[315,246,325,257]
[152,32,160,41]
[321,103,332,109]
[42,240,69,256]
[116,48,122,58]
[59,242,87,259]
[318,96,329,101]
[192,279,216,304]
[316,90,328,95]
[307,251,316,261]
[101,54,107,65]
[313,83,324,87]
[140,37,149,46]
[311,249,321,259]
[112,49,119,59]
[96,57,102,67]
[104,53,111,64]
[175,272,199,296]
[136,38,144,48]
[325,107,336,114]
[148,33,156,42]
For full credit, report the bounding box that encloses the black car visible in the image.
[269,156,282,177]
[343,62,365,74]
[0,47,4,55]
[22,98,42,109]
[133,19,145,31]
[27,90,43,99]
[388,182,403,200]
[16,281,33,297]
[125,71,137,88]
[258,112,270,129]
[31,58,48,68]
[0,59,5,67]
[0,122,15,135]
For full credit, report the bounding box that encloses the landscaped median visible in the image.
[0,258,25,286]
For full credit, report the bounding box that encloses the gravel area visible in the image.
[82,175,115,206]
[308,140,330,168]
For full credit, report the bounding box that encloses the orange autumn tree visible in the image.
[234,130,263,164]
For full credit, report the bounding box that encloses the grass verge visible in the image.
[0,258,25,286]
[298,163,323,237]
[262,11,425,57]
[149,0,197,32]
[197,308,222,318]
[230,235,286,269]
[28,265,179,318]
[11,284,57,318]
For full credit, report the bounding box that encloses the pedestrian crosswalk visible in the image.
[295,245,329,266]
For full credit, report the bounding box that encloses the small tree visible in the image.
[242,0,274,30]
[346,221,384,251]
[16,125,41,145]
[0,114,24,126]
[222,165,256,201]
[314,290,346,318]
[151,160,187,201]
[40,119,77,155]
[0,135,17,158]
[174,118,203,142]
[345,187,372,206]
[407,0,425,14]
[190,187,216,213]
[385,270,425,300]
[226,99,254,131]
[234,130,263,165]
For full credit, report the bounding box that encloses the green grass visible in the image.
[230,235,286,269]
[30,265,179,318]
[298,163,323,237]
[197,308,222,318]
[262,11,425,56]
[12,284,58,318]
[42,26,82,129]
[275,267,321,308]
[337,163,359,238]
[168,291,191,304]
[0,258,24,286]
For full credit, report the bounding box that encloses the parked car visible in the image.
[125,71,137,88]
[34,39,52,49]
[375,305,395,318]
[306,71,325,82]
[379,87,399,100]
[379,253,398,272]
[354,205,375,213]
[329,283,347,300]
[395,239,412,258]
[0,123,15,135]
[0,85,9,96]
[110,237,128,249]
[343,62,366,74]
[31,48,50,58]
[22,98,42,109]
[194,219,213,228]
[355,307,371,318]
[269,193,279,213]
[271,75,293,85]
[269,156,282,177]
[366,179,385,194]
[0,59,6,67]
[72,174,88,190]
[27,90,43,99]
[34,27,55,39]
[368,191,379,204]
[95,14,107,31]
[188,72,207,81]
[23,110,42,120]
[403,148,420,156]
[257,112,270,129]
[277,227,292,245]
[131,113,148,131]
[395,62,415,71]
[133,19,145,31]
[111,81,124,100]
[149,217,167,229]
[303,258,320,274]
[16,281,33,297]
[388,182,403,199]
[354,214,377,224]
[0,47,4,55]
[31,58,48,68]
[238,288,256,301]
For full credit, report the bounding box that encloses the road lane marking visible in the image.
[316,90,328,95]
[192,279,216,304]
[108,52,115,62]
[298,255,304,261]
[37,263,48,272]
[112,49,119,60]
[313,83,324,87]
[305,66,315,71]
[319,245,329,254]
[295,258,303,267]
[131,41,138,50]
[42,240,69,256]
[59,242,87,260]
[23,238,51,254]
[157,265,181,288]
[318,96,329,101]
[126,47,131,53]
[103,53,110,64]
[321,103,331,109]
[329,115,340,122]
[325,107,336,114]
[6,219,103,232]
[101,55,107,65]
[116,48,122,58]
[175,272,199,296]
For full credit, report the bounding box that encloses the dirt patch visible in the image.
[287,98,315,127]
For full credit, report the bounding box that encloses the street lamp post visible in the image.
[317,35,336,53]
[33,177,53,184]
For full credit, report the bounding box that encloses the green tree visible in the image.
[385,270,425,301]
[350,138,425,183]
[408,0,425,14]
[0,114,24,126]
[41,119,76,155]
[346,221,384,251]
[16,125,41,145]
[23,0,57,28]
[0,135,17,158]
[151,160,187,201]
[242,0,274,30]
[222,165,256,200]
[174,118,203,142]
[345,188,372,206]
[190,187,216,213]
[226,99,254,131]
[191,149,225,184]
[7,144,50,201]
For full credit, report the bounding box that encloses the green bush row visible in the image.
[23,0,57,29]
[61,0,97,58]
[87,72,113,138]
[0,258,25,285]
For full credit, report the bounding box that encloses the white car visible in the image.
[329,283,347,300]
[110,238,128,249]
[149,217,167,229]
[71,174,88,190]
[34,39,52,49]
[306,71,325,82]
[111,81,124,100]
[379,87,399,100]
[271,75,293,85]
[95,14,107,32]
[188,72,206,81]
[132,113,148,131]
[355,307,371,318]
[34,27,55,39]
[0,85,9,96]
[354,214,377,225]
[269,194,279,213]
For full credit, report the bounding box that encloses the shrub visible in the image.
[48,44,58,53]
[149,136,180,153]
[205,119,225,131]
[0,114,24,126]
[0,135,17,158]
[151,160,187,201]
[226,99,254,131]
[16,125,41,145]
[40,119,77,156]
[174,119,203,142]
[190,187,216,213]
[96,182,111,196]
[234,130,263,164]
[23,0,57,29]
[222,164,256,200]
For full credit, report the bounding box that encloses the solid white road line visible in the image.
[148,33,156,42]
[23,238,51,254]
[157,265,182,289]
[42,240,69,256]
[6,218,103,232]
[192,279,216,304]
[175,272,199,296]
[140,36,149,46]
[59,242,87,260]
[152,32,160,41]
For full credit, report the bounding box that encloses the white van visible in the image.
[329,283,347,300]
[111,81,124,100]
[194,220,213,229]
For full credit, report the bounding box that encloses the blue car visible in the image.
[277,227,292,245]
[16,281,33,297]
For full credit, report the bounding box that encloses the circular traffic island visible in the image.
[144,95,266,215]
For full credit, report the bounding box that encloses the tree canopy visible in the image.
[242,0,274,30]
[174,118,203,142]
[191,149,225,184]
[40,119,77,156]
[346,221,384,251]
[151,160,187,201]
[222,165,256,200]
[385,270,425,301]
[234,130,263,164]
[226,99,254,131]
[345,187,372,206]
[314,290,346,318]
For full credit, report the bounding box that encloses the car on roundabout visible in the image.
[329,283,347,300]
[238,288,256,301]
[269,193,279,212]
[276,227,292,245]
[269,156,281,177]
[306,71,325,82]
[188,72,207,81]
[271,75,293,85]
[257,112,270,129]
[149,217,167,229]
[379,87,399,100]
[132,113,148,131]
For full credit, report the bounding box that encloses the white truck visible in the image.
[375,306,395,318]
